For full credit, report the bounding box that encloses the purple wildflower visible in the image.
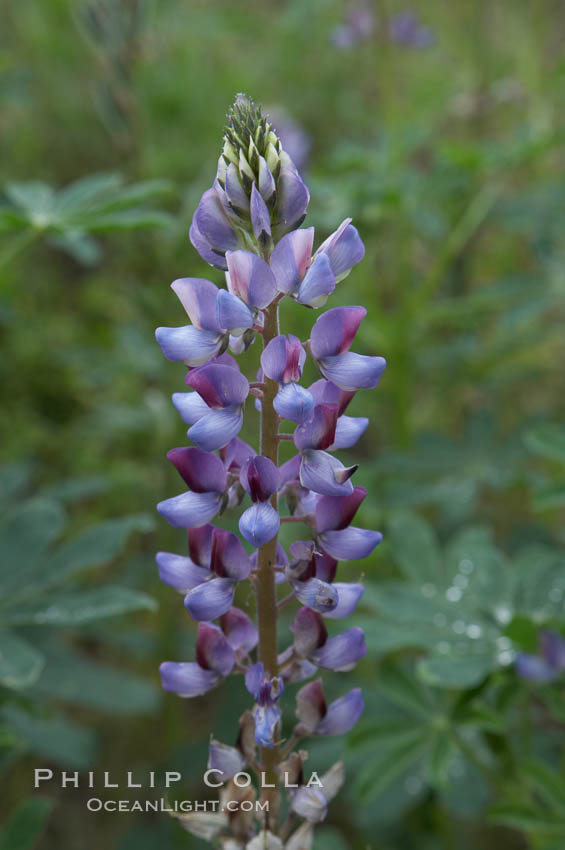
[388,10,435,49]
[516,630,565,683]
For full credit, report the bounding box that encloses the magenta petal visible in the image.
[185,577,236,621]
[156,551,210,592]
[193,187,238,255]
[240,455,280,502]
[319,353,386,391]
[221,437,256,472]
[171,277,221,332]
[250,182,271,242]
[316,486,367,533]
[211,528,251,580]
[239,503,280,547]
[160,661,220,697]
[157,491,222,529]
[261,334,306,384]
[226,250,277,309]
[270,227,314,294]
[196,622,235,676]
[310,306,367,360]
[299,450,355,497]
[187,363,249,409]
[292,608,327,657]
[189,524,214,566]
[316,688,364,734]
[310,627,367,671]
[220,607,259,652]
[319,526,382,560]
[309,379,356,416]
[167,447,227,493]
[324,583,365,619]
[294,404,338,451]
[296,678,327,732]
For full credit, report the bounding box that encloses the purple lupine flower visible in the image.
[331,4,376,49]
[516,630,565,683]
[388,11,435,49]
[155,94,385,844]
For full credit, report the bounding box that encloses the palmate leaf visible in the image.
[2,586,156,627]
[0,797,53,850]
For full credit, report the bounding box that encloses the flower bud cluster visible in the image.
[155,95,386,847]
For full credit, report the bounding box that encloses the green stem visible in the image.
[256,300,281,828]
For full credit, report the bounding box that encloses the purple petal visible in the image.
[160,661,220,697]
[279,453,301,486]
[211,528,251,580]
[294,404,338,451]
[216,289,254,334]
[187,363,249,409]
[156,551,210,592]
[274,383,315,424]
[239,503,280,547]
[167,447,227,493]
[226,250,277,309]
[220,608,258,652]
[270,228,314,294]
[245,662,264,700]
[316,486,367,533]
[316,218,365,282]
[290,787,327,823]
[329,416,369,450]
[540,630,565,672]
[515,654,556,683]
[310,306,366,360]
[296,678,327,732]
[221,437,256,472]
[261,334,306,384]
[258,155,276,204]
[193,187,238,256]
[189,218,228,270]
[319,353,386,391]
[292,608,327,657]
[296,254,336,308]
[196,622,235,676]
[157,491,222,528]
[224,163,249,215]
[324,583,365,619]
[309,379,356,416]
[185,577,236,621]
[188,524,213,567]
[319,526,382,560]
[250,182,271,243]
[253,704,281,748]
[188,407,244,452]
[292,578,338,614]
[310,627,367,671]
[155,326,222,365]
[240,455,280,502]
[208,738,247,781]
[299,450,355,497]
[172,392,210,425]
[273,168,310,238]
[171,277,221,332]
[316,688,364,734]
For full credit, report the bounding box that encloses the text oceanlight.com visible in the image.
[85,799,269,813]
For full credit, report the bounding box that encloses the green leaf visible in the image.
[4,183,56,228]
[2,586,157,626]
[417,653,495,688]
[0,500,66,594]
[1,705,96,768]
[0,797,53,850]
[387,510,442,584]
[521,760,565,814]
[0,631,44,690]
[525,424,565,464]
[356,729,430,803]
[489,803,565,837]
[378,662,436,718]
[426,732,455,788]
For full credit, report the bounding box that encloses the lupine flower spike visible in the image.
[155,94,386,847]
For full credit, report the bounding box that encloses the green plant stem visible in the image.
[256,300,281,828]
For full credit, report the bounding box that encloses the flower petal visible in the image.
[211,528,251,580]
[294,404,338,451]
[188,524,214,567]
[188,407,244,452]
[250,182,271,243]
[279,453,301,486]
[155,326,222,365]
[329,415,369,450]
[208,738,247,782]
[220,607,258,652]
[319,526,382,560]
[239,503,280,547]
[172,391,210,425]
[290,787,327,824]
[272,168,310,238]
[309,379,356,416]
[316,218,365,282]
[274,383,315,424]
[167,446,227,493]
[261,334,306,384]
[299,450,355,497]
[324,583,365,619]
[240,456,280,502]
[316,486,367,533]
[156,551,210,592]
[187,363,249,408]
[296,253,336,308]
[292,608,327,657]
[226,250,277,309]
[541,630,565,671]
[254,704,281,748]
[157,491,222,528]
[292,578,338,614]
[316,688,364,734]
[245,662,265,700]
[215,290,254,334]
[319,352,386,390]
[310,627,367,671]
[296,678,327,732]
[258,155,276,204]
[160,661,220,697]
[224,162,249,215]
[193,187,238,256]
[310,306,366,360]
[184,577,236,621]
[171,277,221,332]
[515,654,555,683]
[196,622,235,676]
[270,227,314,294]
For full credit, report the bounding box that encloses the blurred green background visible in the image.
[1,0,565,848]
